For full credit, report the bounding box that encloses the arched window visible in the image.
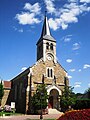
[47,68,49,77]
[46,42,49,49]
[50,43,53,50]
[47,68,53,78]
[51,69,53,77]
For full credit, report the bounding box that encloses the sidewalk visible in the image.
[0,114,62,120]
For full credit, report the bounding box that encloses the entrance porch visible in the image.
[47,85,61,111]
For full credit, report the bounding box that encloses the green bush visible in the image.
[31,84,48,114]
[73,99,90,110]
[60,87,76,112]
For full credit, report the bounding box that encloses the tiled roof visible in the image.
[4,81,11,89]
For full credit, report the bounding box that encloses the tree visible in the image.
[60,86,76,112]
[84,88,90,98]
[32,84,48,114]
[0,81,4,106]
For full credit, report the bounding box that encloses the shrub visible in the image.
[60,86,76,112]
[57,109,90,120]
[31,84,48,114]
[73,99,90,110]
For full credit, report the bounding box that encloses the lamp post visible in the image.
[40,92,43,120]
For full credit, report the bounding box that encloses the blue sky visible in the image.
[0,0,90,93]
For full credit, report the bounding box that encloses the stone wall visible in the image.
[31,59,67,92]
[1,89,11,106]
[11,70,29,113]
[9,59,68,113]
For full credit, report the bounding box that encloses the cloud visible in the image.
[48,17,69,30]
[24,3,41,14]
[72,43,80,50]
[13,26,24,33]
[18,29,23,33]
[48,18,60,30]
[80,0,90,3]
[62,35,72,42]
[64,38,71,42]
[60,5,78,23]
[88,83,90,87]
[74,82,81,88]
[21,67,27,72]
[69,69,75,72]
[16,12,41,25]
[78,69,81,72]
[66,59,72,63]
[83,64,90,69]
[44,0,56,14]
[68,0,77,2]
[74,84,81,88]
[75,82,82,84]
[15,3,41,25]
[46,1,90,30]
[15,1,90,30]
[68,75,72,79]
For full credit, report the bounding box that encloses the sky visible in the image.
[0,0,90,93]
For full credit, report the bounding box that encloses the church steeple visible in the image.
[41,13,51,37]
[37,13,56,62]
[37,14,56,44]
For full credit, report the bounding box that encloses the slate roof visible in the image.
[37,15,56,44]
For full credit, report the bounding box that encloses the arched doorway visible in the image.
[48,89,59,109]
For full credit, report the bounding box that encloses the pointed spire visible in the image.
[41,11,51,37]
[37,12,56,45]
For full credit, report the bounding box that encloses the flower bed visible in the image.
[4,105,14,112]
[57,109,90,120]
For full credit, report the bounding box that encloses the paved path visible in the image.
[0,114,62,120]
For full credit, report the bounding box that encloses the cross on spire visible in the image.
[45,10,47,16]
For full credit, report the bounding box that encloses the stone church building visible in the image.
[2,15,69,114]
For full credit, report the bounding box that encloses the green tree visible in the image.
[0,81,4,105]
[60,86,76,112]
[32,84,48,113]
[84,88,90,98]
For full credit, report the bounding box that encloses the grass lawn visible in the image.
[0,111,13,116]
[0,111,22,116]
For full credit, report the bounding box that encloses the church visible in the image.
[2,15,69,114]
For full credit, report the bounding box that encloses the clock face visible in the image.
[47,54,53,61]
[47,56,52,60]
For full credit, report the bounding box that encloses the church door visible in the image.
[48,89,59,109]
[48,96,53,108]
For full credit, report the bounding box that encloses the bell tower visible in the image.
[37,14,57,63]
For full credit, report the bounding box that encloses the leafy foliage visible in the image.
[85,88,90,93]
[84,88,90,98]
[60,86,76,112]
[32,84,48,113]
[73,99,90,110]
